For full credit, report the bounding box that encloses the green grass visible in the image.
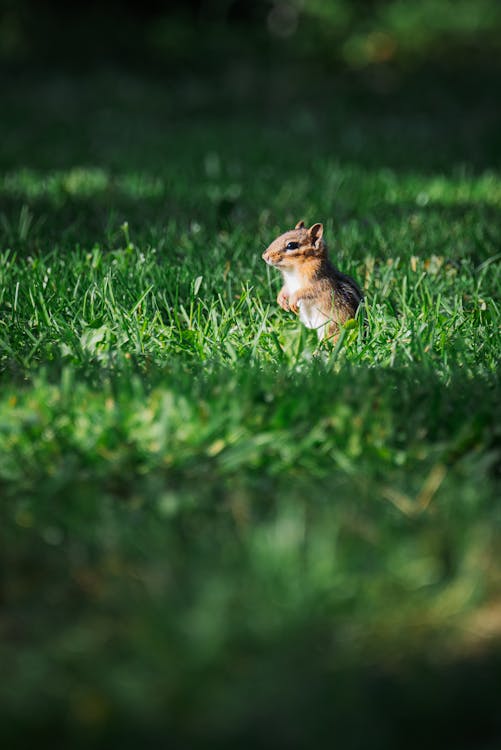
[0,67,500,748]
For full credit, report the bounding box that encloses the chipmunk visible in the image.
[262,221,362,341]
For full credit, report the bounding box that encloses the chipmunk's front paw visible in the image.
[277,290,290,311]
[288,293,301,314]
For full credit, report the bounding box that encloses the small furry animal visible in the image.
[262,221,362,341]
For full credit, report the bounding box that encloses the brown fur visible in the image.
[262,221,362,341]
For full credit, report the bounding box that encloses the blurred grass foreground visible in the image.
[1,1,501,748]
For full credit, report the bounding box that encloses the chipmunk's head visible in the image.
[262,221,326,269]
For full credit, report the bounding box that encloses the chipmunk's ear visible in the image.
[309,222,324,247]
[295,220,305,229]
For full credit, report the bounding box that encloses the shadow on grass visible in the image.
[0,66,500,174]
[1,459,501,749]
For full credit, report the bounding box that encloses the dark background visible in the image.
[2,0,501,73]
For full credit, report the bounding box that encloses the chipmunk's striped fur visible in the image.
[262,221,362,341]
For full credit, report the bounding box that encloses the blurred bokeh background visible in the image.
[2,0,501,72]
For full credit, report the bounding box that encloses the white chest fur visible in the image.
[281,268,302,295]
[281,268,329,338]
[298,300,329,337]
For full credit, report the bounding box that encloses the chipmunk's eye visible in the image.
[285,241,299,250]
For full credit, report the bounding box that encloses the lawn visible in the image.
[0,62,500,748]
